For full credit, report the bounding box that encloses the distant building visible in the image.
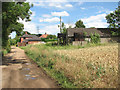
[40,33,48,38]
[18,31,41,46]
[57,28,119,46]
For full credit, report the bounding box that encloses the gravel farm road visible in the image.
[1,46,58,88]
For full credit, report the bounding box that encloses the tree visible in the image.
[90,27,95,28]
[2,2,33,52]
[68,25,72,28]
[105,6,120,29]
[58,22,67,33]
[62,22,67,33]
[9,38,17,45]
[21,31,31,36]
[9,34,21,46]
[90,33,100,44]
[75,20,85,28]
[47,35,57,39]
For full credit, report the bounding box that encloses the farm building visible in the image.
[57,28,119,45]
[18,31,42,46]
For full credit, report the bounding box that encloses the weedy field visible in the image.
[21,43,118,88]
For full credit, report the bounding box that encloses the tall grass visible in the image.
[45,42,110,50]
[24,45,76,88]
[22,43,118,88]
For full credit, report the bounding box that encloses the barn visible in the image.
[57,28,119,46]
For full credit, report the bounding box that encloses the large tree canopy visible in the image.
[2,2,33,51]
[106,6,120,29]
[75,20,85,28]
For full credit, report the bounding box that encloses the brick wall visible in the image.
[73,37,119,46]
[21,37,32,43]
[100,37,118,43]
[17,42,26,47]
[28,41,41,44]
[20,38,23,43]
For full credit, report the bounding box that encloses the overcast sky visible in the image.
[10,0,119,38]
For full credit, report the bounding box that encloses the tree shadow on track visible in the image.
[2,56,28,66]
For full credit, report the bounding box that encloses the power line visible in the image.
[37,26,39,34]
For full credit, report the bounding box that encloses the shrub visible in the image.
[90,33,100,44]
[41,38,57,42]
[2,49,8,56]
[3,40,11,55]
[41,38,46,42]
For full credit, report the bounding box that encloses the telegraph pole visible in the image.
[60,16,62,33]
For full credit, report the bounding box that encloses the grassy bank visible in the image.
[21,45,76,88]
[21,43,118,88]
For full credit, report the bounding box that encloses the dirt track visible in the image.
[1,46,58,88]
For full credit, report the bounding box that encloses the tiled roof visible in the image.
[40,34,48,38]
[67,28,117,37]
[21,34,38,38]
[21,34,41,42]
[23,38,41,42]
[27,37,41,41]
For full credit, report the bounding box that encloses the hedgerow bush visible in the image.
[90,33,100,44]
